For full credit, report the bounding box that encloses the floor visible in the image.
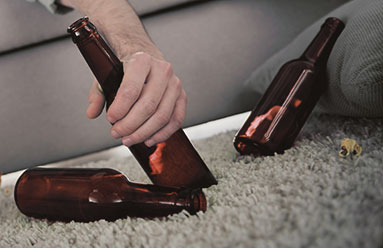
[0,112,249,188]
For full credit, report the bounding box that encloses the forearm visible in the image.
[61,0,163,59]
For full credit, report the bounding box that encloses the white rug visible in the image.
[0,113,382,248]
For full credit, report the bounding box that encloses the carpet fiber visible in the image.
[1,113,382,248]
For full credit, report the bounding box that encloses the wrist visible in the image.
[115,42,164,61]
[95,19,163,60]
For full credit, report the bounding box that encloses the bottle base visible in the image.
[233,136,275,156]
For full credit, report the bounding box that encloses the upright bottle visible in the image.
[67,17,217,188]
[234,17,345,156]
[14,167,207,222]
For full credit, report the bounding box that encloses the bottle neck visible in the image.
[300,17,345,65]
[78,34,122,84]
[67,17,123,107]
[122,182,207,214]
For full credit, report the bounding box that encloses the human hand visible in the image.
[86,52,187,147]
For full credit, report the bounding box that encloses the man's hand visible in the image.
[87,52,187,147]
[61,0,188,147]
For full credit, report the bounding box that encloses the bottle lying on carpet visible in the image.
[14,167,206,222]
[234,17,345,156]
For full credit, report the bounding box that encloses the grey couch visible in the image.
[0,0,348,174]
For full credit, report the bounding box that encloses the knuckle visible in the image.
[114,124,134,137]
[155,112,171,126]
[154,133,171,144]
[173,77,182,91]
[172,113,185,128]
[120,84,140,100]
[135,52,152,63]
[160,61,173,77]
[166,63,173,77]
[142,98,158,115]
[129,133,146,143]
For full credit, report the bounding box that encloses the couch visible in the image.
[0,0,349,174]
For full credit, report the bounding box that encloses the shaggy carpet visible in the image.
[0,113,382,248]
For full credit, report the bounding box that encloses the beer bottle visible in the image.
[234,17,345,156]
[14,167,207,222]
[67,17,217,189]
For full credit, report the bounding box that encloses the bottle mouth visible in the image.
[67,17,89,33]
[67,17,98,43]
[322,17,345,32]
[191,189,207,213]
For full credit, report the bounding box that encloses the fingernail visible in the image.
[111,130,120,139]
[145,139,155,147]
[122,137,133,147]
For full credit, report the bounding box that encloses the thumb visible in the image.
[86,79,105,119]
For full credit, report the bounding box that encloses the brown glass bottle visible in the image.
[234,17,345,156]
[67,17,217,189]
[14,167,207,222]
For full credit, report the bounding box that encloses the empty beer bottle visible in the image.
[14,167,207,222]
[234,17,345,156]
[67,17,217,189]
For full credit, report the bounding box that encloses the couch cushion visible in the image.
[0,0,348,174]
[244,0,383,117]
[129,0,203,16]
[0,0,81,53]
[0,0,203,53]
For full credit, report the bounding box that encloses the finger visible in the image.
[121,76,182,147]
[111,60,173,138]
[144,89,187,147]
[86,79,105,119]
[106,52,151,124]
